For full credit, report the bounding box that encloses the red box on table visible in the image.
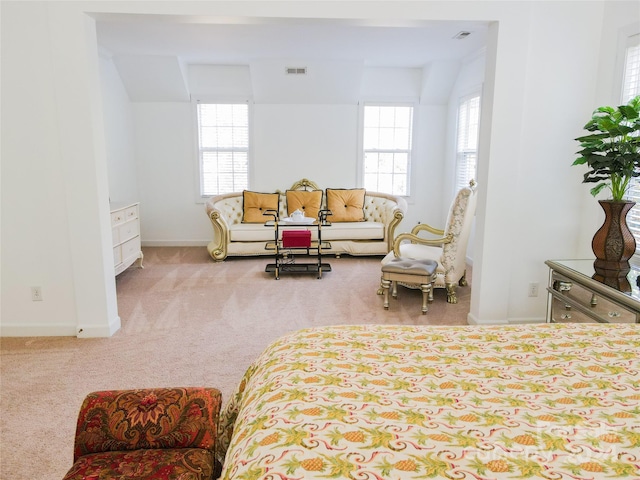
[282,230,311,248]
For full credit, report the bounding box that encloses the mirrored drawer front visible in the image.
[550,296,599,323]
[551,272,637,323]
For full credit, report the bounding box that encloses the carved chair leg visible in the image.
[458,270,468,287]
[445,283,458,304]
[377,276,385,295]
[381,278,391,310]
[420,284,431,314]
[391,281,398,299]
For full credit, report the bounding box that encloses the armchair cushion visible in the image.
[326,188,365,222]
[286,189,323,219]
[63,387,222,480]
[243,191,279,223]
[62,448,216,480]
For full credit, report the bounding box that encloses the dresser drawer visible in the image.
[111,202,142,276]
[110,211,126,227]
[121,236,141,262]
[118,221,139,244]
[113,246,122,266]
[550,272,637,323]
[124,205,138,221]
[549,295,598,323]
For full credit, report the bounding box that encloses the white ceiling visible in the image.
[95,16,489,67]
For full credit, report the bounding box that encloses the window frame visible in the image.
[617,31,640,259]
[194,98,253,201]
[454,89,482,193]
[358,101,417,198]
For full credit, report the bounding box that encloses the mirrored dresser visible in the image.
[545,259,640,324]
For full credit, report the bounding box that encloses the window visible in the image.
[620,35,640,254]
[455,92,481,192]
[362,105,413,196]
[622,40,640,104]
[196,103,249,196]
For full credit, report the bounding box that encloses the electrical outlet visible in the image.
[31,286,43,301]
[528,282,539,297]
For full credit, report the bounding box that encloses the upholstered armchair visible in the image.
[61,387,222,480]
[380,181,478,304]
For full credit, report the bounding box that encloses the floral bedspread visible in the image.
[217,324,640,479]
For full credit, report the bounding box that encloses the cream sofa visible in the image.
[205,179,407,261]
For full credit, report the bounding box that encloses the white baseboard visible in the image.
[2,316,121,338]
[77,315,121,338]
[466,313,509,325]
[141,240,209,247]
[467,313,546,325]
[0,323,77,337]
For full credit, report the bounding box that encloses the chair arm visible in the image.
[392,231,453,258]
[411,222,445,236]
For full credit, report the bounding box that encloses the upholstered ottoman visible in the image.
[61,387,222,480]
[381,258,438,314]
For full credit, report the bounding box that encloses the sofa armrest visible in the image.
[363,192,407,251]
[205,194,244,261]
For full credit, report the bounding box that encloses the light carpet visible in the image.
[0,247,471,480]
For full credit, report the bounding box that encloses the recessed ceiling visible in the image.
[95,15,488,67]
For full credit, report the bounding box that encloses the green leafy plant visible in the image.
[573,95,640,201]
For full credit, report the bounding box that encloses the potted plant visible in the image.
[573,95,640,273]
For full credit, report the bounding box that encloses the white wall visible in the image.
[100,54,138,204]
[133,102,211,244]
[134,63,450,246]
[2,1,639,337]
[252,104,359,190]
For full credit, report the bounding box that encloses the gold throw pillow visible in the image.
[286,190,323,219]
[242,191,279,223]
[326,188,366,222]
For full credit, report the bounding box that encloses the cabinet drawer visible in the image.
[111,211,125,227]
[113,246,122,266]
[550,272,637,323]
[125,205,138,221]
[121,236,141,261]
[549,295,597,323]
[118,221,139,244]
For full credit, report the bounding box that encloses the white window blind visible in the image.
[197,103,249,196]
[362,105,413,196]
[622,40,640,104]
[621,35,640,254]
[455,93,481,191]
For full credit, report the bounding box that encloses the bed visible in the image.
[216,324,640,479]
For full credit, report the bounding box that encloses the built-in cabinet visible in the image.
[111,202,143,276]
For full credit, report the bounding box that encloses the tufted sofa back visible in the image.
[208,190,405,226]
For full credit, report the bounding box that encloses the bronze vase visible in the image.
[592,200,636,274]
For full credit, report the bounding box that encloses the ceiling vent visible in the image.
[286,67,307,75]
[453,31,471,40]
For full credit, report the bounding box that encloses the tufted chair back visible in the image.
[440,183,478,285]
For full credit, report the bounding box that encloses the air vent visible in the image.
[286,67,307,75]
[453,31,471,40]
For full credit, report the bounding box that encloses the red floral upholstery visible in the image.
[62,387,222,480]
